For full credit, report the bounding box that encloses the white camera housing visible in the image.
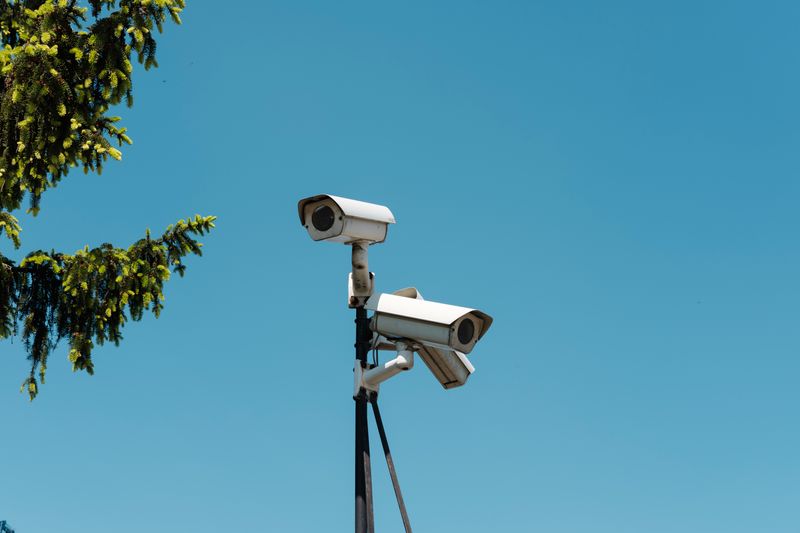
[371,333,474,389]
[416,344,475,390]
[366,292,493,355]
[298,194,396,244]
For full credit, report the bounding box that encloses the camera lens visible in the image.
[311,205,335,231]
[457,318,475,345]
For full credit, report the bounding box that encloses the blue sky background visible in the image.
[2,1,799,531]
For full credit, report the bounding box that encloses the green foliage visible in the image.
[0,0,185,213]
[0,211,20,247]
[2,215,215,400]
[0,1,216,399]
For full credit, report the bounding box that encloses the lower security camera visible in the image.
[369,333,475,390]
[415,345,474,390]
[365,293,492,354]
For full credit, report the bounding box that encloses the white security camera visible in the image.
[366,293,493,354]
[416,344,474,390]
[297,194,396,244]
[366,288,491,389]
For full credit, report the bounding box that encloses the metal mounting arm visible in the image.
[355,342,414,395]
[349,242,373,307]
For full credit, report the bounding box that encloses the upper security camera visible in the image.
[365,293,493,354]
[297,194,396,244]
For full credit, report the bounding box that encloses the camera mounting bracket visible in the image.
[354,341,414,396]
[348,242,374,308]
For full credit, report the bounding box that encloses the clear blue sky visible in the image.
[2,1,799,531]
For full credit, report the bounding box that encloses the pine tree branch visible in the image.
[0,0,186,214]
[0,211,21,248]
[0,214,215,400]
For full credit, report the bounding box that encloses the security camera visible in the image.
[298,194,397,305]
[297,194,396,244]
[371,331,476,390]
[416,344,474,390]
[366,293,493,355]
[367,288,490,390]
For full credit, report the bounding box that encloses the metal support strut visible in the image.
[371,396,413,533]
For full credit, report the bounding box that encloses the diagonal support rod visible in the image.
[370,396,413,533]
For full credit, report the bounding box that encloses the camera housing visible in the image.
[416,344,475,390]
[298,194,396,244]
[366,292,492,354]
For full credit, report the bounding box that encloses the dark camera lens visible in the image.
[457,318,475,345]
[311,205,335,231]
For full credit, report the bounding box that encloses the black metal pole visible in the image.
[371,397,413,533]
[355,307,374,533]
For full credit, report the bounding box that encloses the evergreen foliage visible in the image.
[0,0,215,399]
